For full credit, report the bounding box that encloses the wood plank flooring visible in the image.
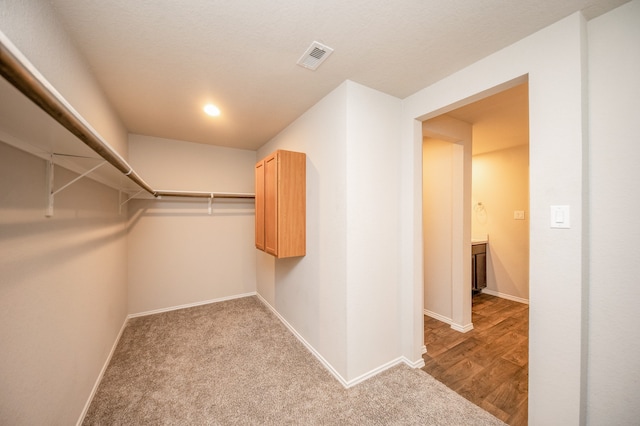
[422,293,529,425]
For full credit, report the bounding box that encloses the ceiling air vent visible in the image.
[296,41,334,71]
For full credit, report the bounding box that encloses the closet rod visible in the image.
[0,31,155,196]
[155,190,255,199]
[0,32,255,201]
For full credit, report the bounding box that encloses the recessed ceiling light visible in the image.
[204,104,220,116]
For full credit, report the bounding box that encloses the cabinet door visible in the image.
[255,160,265,250]
[276,150,305,257]
[255,150,306,258]
[476,252,486,290]
[472,254,477,290]
[264,152,278,255]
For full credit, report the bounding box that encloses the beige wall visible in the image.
[127,134,256,315]
[472,144,529,301]
[0,142,128,425]
[0,2,131,424]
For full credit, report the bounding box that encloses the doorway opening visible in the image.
[421,82,530,425]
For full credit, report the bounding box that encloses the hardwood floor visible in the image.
[422,293,529,425]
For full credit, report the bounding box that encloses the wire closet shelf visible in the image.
[0,30,255,216]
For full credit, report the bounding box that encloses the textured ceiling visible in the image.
[447,83,529,156]
[48,0,628,150]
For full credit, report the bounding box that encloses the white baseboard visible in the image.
[451,322,474,333]
[127,292,258,318]
[348,352,426,385]
[78,292,259,424]
[481,288,529,304]
[348,357,410,387]
[423,309,452,324]
[256,293,422,388]
[424,309,473,333]
[81,290,424,423]
[76,316,128,426]
[402,355,426,369]
[255,293,351,388]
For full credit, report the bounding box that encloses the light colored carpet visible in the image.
[83,296,505,425]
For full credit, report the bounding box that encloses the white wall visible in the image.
[256,81,403,384]
[0,2,131,424]
[422,116,473,331]
[472,145,529,301]
[422,138,454,320]
[587,1,640,423]
[402,13,588,425]
[127,134,256,314]
[0,142,128,425]
[345,82,402,380]
[257,82,349,380]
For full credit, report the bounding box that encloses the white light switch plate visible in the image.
[550,205,570,228]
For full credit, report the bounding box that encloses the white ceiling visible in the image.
[47,0,628,151]
[446,82,529,156]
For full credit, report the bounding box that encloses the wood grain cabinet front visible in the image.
[472,243,487,292]
[255,150,306,258]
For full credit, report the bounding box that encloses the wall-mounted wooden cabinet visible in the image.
[255,150,306,258]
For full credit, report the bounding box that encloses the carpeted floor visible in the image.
[83,296,505,425]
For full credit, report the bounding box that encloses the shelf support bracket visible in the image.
[119,189,145,215]
[208,194,214,215]
[45,157,107,217]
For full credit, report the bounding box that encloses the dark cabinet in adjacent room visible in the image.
[472,243,487,293]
